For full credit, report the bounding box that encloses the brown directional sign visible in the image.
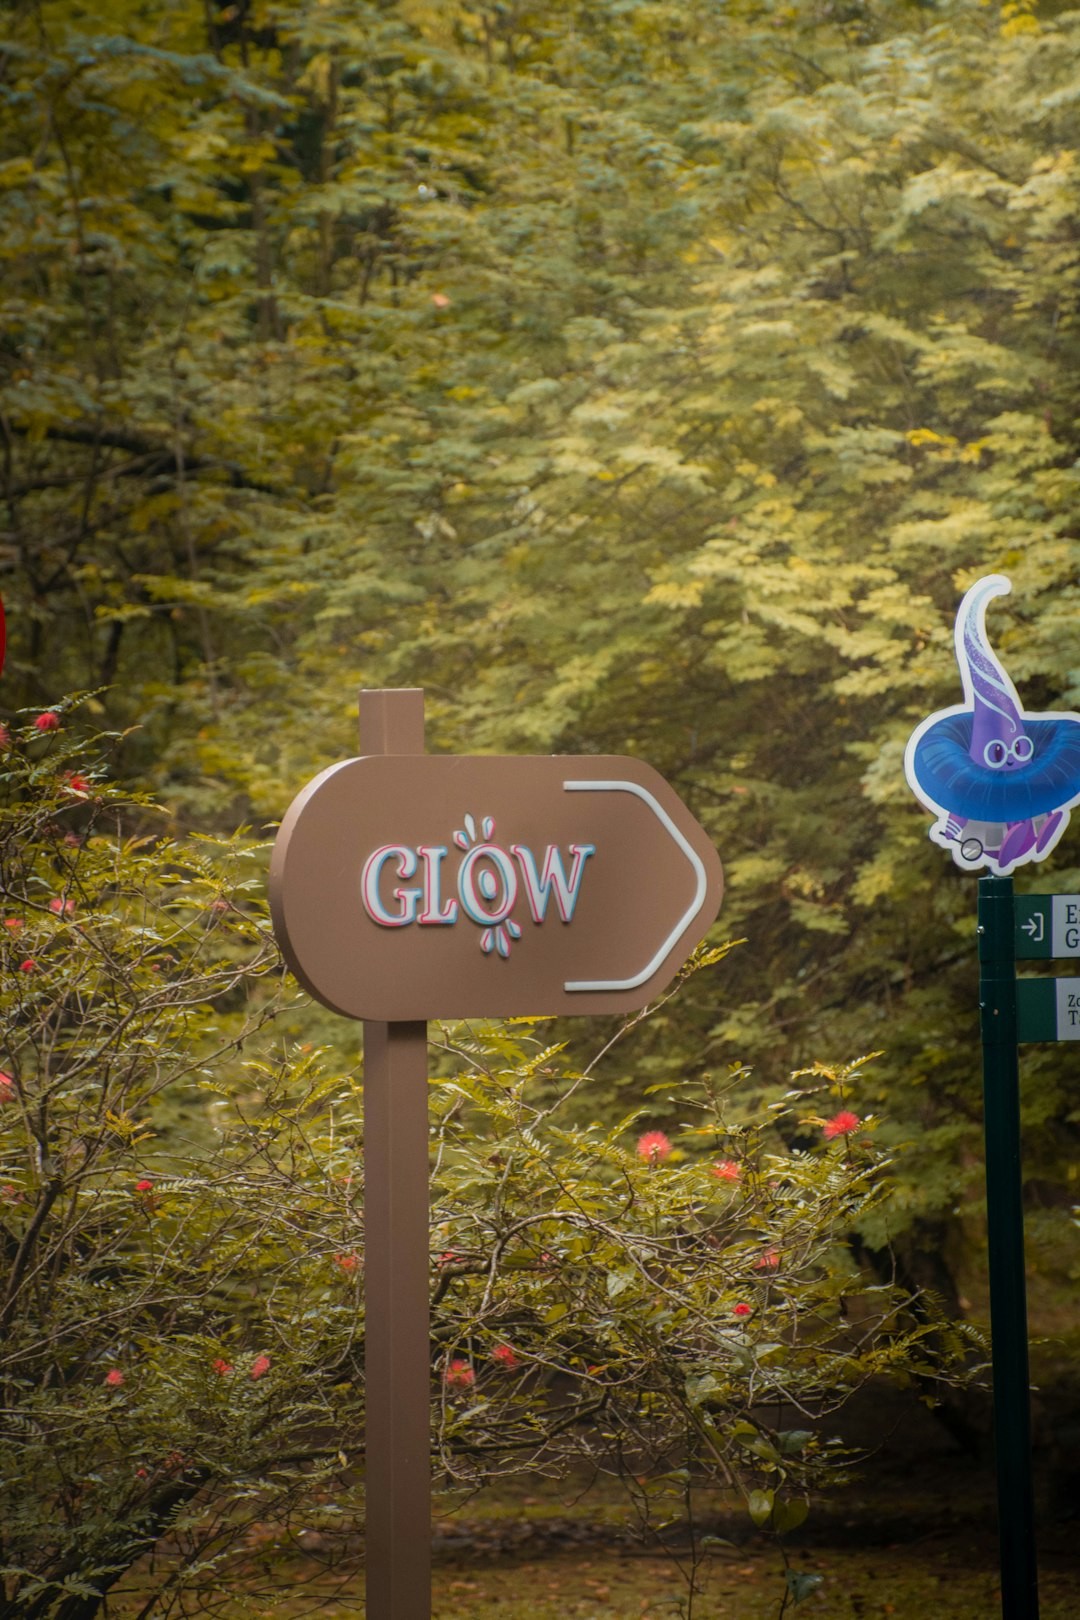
[269,754,723,1020]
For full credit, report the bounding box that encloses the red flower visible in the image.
[444,1358,474,1390]
[755,1249,780,1271]
[133,1178,158,1213]
[250,1355,271,1380]
[0,1072,13,1099]
[33,712,60,732]
[209,897,230,915]
[104,1368,124,1387]
[213,1358,233,1376]
[334,1252,359,1273]
[823,1110,861,1141]
[48,897,75,916]
[491,1343,518,1370]
[732,1302,753,1318]
[437,1250,461,1268]
[18,958,37,974]
[63,772,90,793]
[135,1467,148,1479]
[712,1159,740,1182]
[3,917,22,930]
[637,1130,672,1165]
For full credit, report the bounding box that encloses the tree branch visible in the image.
[7,423,290,499]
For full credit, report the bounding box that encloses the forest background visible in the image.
[3,0,1080,1464]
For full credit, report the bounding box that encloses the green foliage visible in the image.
[0,718,964,1618]
[785,1568,825,1607]
[423,1032,968,1617]
[0,715,363,1619]
[3,0,1077,1379]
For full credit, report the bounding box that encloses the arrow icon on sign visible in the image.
[562,778,708,993]
[1022,913,1044,942]
[271,754,724,1021]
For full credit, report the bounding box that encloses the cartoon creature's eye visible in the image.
[1011,735,1034,764]
[984,740,1008,769]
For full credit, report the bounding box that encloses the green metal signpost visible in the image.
[978,876,1039,1620]
[978,877,1080,1618]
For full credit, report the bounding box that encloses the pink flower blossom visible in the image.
[135,1179,154,1193]
[104,1368,124,1387]
[755,1249,780,1271]
[0,725,9,748]
[18,958,37,974]
[3,917,23,930]
[444,1358,474,1390]
[48,897,75,915]
[63,772,90,793]
[492,1343,518,1370]
[712,1159,740,1182]
[250,1355,271,1380]
[732,1302,753,1318]
[823,1110,861,1141]
[637,1130,672,1165]
[0,1072,13,1101]
[33,712,60,732]
[431,292,451,310]
[334,1253,359,1274]
[213,1358,233,1376]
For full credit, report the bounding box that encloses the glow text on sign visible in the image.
[361,827,595,959]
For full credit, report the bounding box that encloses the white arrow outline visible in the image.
[561,779,707,992]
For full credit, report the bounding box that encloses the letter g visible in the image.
[362,845,422,926]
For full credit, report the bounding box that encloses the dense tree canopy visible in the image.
[4,1,1080,1314]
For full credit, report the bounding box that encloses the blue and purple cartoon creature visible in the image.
[904,574,1080,875]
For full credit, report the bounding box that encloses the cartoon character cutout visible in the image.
[904,575,1080,875]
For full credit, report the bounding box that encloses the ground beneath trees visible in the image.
[116,1380,1080,1617]
[419,1378,1078,1617]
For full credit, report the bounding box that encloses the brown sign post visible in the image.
[269,690,724,1620]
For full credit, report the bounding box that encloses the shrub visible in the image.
[0,711,965,1619]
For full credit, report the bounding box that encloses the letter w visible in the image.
[510,844,595,923]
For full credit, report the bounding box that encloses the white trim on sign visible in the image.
[561,779,707,992]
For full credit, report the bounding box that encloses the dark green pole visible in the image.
[978,874,1039,1620]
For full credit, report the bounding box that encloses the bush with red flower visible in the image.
[425,1028,966,1565]
[0,710,966,1620]
[0,712,349,1620]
